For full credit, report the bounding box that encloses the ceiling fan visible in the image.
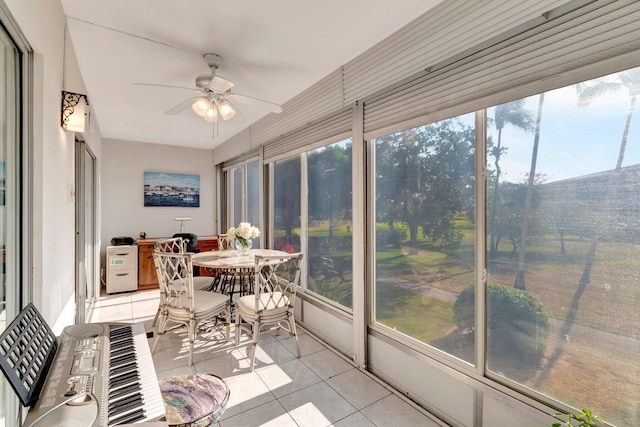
[134,53,282,136]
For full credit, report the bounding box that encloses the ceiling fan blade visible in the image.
[223,99,246,120]
[134,82,196,91]
[228,93,282,113]
[165,96,202,115]
[209,75,235,92]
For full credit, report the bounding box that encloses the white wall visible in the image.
[100,138,215,263]
[5,0,93,330]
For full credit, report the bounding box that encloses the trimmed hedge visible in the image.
[454,283,550,368]
[376,226,407,249]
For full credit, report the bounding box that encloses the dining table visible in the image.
[191,248,289,304]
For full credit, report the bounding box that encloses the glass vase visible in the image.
[234,238,252,256]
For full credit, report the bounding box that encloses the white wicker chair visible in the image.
[235,252,304,371]
[151,237,215,327]
[151,249,230,366]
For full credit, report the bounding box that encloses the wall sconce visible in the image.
[61,91,88,132]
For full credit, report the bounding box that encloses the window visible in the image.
[225,160,262,248]
[307,139,353,308]
[485,67,640,426]
[273,156,301,253]
[372,114,476,363]
[232,166,242,225]
[0,15,25,425]
[247,160,260,232]
[369,67,640,424]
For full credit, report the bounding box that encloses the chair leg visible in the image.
[225,303,231,342]
[234,310,241,346]
[288,315,301,358]
[188,319,196,367]
[151,312,168,354]
[151,305,160,327]
[250,320,260,371]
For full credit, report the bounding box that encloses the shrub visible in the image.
[376,226,407,249]
[454,283,550,368]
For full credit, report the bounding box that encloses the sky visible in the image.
[143,172,200,188]
[485,75,640,184]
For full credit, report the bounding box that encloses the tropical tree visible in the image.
[515,93,545,290]
[493,178,547,255]
[488,101,535,260]
[273,157,301,245]
[307,142,352,238]
[576,68,640,170]
[375,119,475,252]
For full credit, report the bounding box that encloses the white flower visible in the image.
[226,222,260,243]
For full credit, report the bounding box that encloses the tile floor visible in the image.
[90,289,443,427]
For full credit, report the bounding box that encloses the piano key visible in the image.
[109,408,146,425]
[109,371,140,389]
[109,382,141,400]
[109,394,144,416]
[108,323,165,423]
[109,361,138,376]
[110,338,134,350]
[110,353,135,366]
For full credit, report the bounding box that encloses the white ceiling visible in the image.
[61,0,443,149]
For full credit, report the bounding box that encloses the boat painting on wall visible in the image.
[144,172,200,207]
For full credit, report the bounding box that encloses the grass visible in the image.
[282,218,640,425]
[372,221,640,426]
[376,280,456,343]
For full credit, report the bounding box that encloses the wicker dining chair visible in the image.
[151,249,230,366]
[151,237,217,327]
[235,252,304,371]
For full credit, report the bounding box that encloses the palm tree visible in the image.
[488,100,534,260]
[577,68,640,169]
[514,93,545,290]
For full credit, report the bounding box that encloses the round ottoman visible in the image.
[159,373,230,426]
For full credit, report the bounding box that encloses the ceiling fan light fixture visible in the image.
[203,107,218,123]
[192,97,210,117]
[218,100,236,120]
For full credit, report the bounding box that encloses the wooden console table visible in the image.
[137,235,221,290]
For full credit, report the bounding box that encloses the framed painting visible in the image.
[144,172,200,207]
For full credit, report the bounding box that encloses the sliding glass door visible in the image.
[0,9,27,425]
[225,159,262,248]
[75,139,97,323]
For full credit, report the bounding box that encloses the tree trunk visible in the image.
[489,128,504,259]
[408,224,419,255]
[615,94,636,169]
[515,93,544,290]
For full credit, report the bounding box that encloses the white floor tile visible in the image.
[220,372,276,419]
[155,364,197,380]
[360,394,441,427]
[93,292,443,427]
[326,369,391,410]
[151,343,193,371]
[220,400,298,427]
[94,293,132,308]
[279,331,325,357]
[130,289,160,302]
[331,411,377,427]
[256,359,322,398]
[234,339,297,370]
[130,297,161,320]
[301,348,353,380]
[193,348,251,379]
[89,303,132,323]
[278,381,357,427]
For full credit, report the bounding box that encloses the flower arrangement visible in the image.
[226,222,261,254]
